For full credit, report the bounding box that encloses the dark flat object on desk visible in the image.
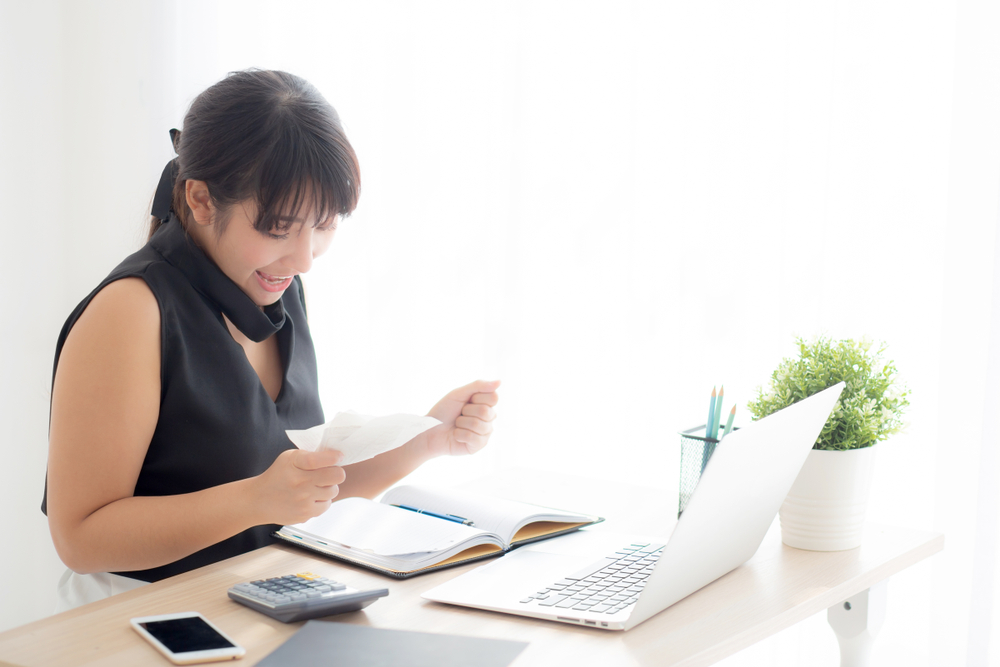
[256,620,528,667]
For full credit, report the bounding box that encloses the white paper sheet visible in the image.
[286,411,441,466]
[291,497,478,557]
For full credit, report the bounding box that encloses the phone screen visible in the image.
[138,616,236,653]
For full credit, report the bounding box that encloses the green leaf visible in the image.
[746,336,910,450]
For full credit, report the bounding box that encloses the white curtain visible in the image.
[3,1,999,663]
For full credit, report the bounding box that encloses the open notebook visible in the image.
[275,485,603,578]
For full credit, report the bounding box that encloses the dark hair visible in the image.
[149,69,360,240]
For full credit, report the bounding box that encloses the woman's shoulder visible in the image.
[57,242,173,352]
[54,276,162,421]
[66,277,161,354]
[89,277,160,319]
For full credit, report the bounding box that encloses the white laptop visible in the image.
[422,382,845,631]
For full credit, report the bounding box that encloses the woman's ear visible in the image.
[185,180,216,227]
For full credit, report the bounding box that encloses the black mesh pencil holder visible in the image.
[678,425,739,517]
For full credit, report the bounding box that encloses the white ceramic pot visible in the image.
[778,446,877,551]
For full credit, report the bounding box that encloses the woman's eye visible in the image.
[265,225,292,240]
[316,220,338,233]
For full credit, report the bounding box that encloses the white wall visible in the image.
[2,2,999,664]
[0,0,68,629]
[0,0,216,629]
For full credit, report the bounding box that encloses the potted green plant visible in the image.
[747,337,909,551]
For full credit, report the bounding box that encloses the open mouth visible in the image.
[255,271,294,292]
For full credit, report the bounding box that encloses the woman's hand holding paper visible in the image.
[294,380,500,502]
[422,379,500,457]
[251,448,346,525]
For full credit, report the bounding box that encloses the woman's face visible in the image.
[191,189,337,307]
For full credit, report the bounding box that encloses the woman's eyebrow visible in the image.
[277,213,336,226]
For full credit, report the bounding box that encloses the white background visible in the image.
[2,1,999,664]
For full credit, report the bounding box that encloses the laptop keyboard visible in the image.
[519,542,665,615]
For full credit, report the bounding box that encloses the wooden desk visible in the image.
[0,471,942,667]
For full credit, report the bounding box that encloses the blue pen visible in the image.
[392,504,475,527]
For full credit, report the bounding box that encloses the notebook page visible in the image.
[381,486,592,545]
[290,498,490,558]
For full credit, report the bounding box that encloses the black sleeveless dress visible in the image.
[42,216,325,582]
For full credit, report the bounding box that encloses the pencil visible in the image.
[706,387,717,440]
[711,386,725,439]
[722,405,736,439]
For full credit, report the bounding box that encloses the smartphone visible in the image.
[130,612,245,664]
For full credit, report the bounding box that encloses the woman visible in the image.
[43,69,499,609]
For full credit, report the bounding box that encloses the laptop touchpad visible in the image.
[521,530,637,556]
[425,549,593,606]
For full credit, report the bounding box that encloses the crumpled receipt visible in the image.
[286,412,441,466]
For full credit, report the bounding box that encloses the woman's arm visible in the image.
[335,380,500,499]
[46,278,344,574]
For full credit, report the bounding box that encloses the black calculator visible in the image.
[228,572,388,623]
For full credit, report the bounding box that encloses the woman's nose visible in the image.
[287,228,314,274]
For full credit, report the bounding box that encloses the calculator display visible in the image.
[138,616,236,653]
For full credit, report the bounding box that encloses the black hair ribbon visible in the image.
[151,128,182,221]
